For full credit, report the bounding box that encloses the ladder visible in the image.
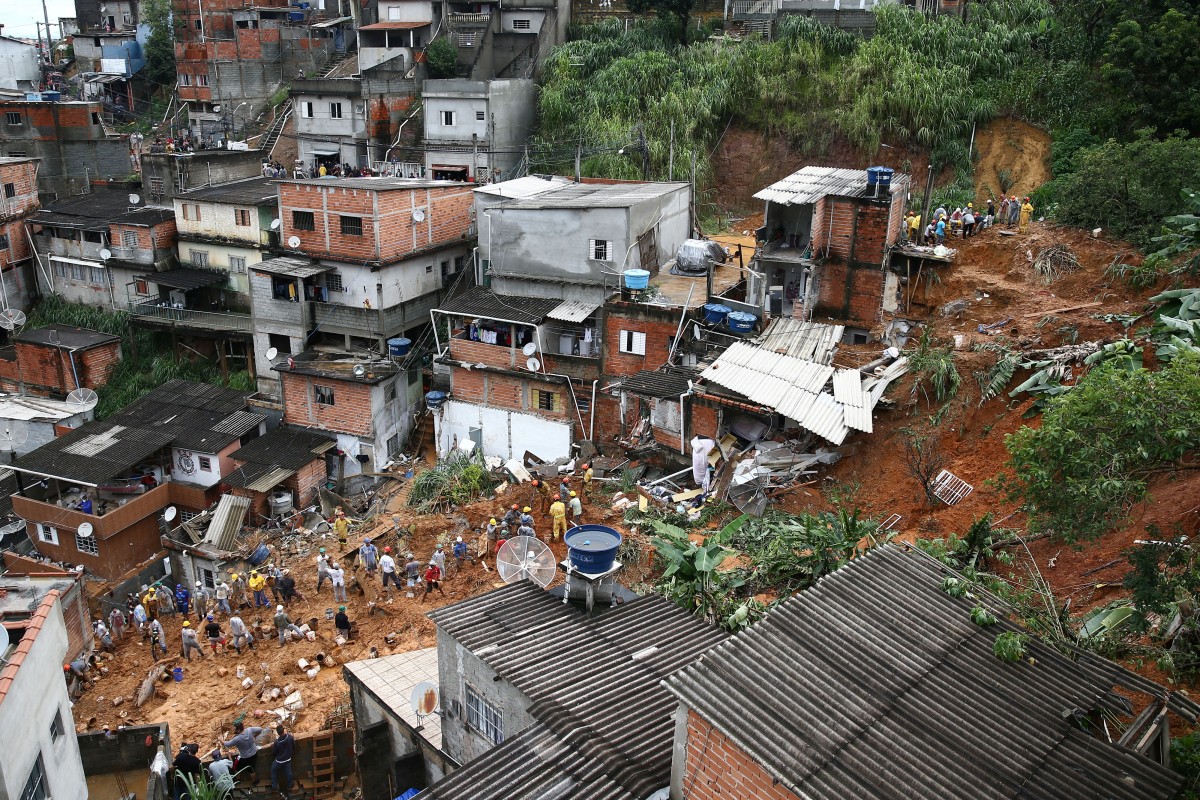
[259,106,291,156]
[310,730,336,798]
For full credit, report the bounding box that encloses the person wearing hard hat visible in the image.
[316,547,331,593]
[419,561,444,604]
[549,494,568,541]
[332,509,351,546]
[582,463,594,497]
[359,537,379,578]
[569,490,583,527]
[248,570,269,607]
[519,506,535,528]
[1008,195,1020,227]
[431,543,446,573]
[502,503,520,528]
[204,614,225,655]
[379,546,398,590]
[273,605,303,646]
[558,475,571,502]
[335,606,352,640]
[174,583,190,615]
[193,581,210,620]
[452,535,474,569]
[963,203,976,238]
[214,580,231,616]
[517,518,535,538]
[181,619,203,662]
[484,518,499,554]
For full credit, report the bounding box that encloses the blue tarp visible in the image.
[396,791,420,800]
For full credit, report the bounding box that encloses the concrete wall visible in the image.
[78,723,171,777]
[293,86,368,168]
[175,239,261,297]
[141,152,266,204]
[0,39,40,91]
[422,79,535,180]
[0,594,89,800]
[435,626,536,767]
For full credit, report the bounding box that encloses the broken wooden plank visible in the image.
[1022,301,1103,318]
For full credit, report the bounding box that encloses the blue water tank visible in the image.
[623,269,650,290]
[388,337,412,357]
[727,311,757,333]
[867,166,894,190]
[702,303,731,325]
[425,390,447,409]
[565,525,622,573]
[43,91,61,102]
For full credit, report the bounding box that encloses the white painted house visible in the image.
[0,36,40,92]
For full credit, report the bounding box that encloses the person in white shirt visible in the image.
[379,547,398,590]
[328,562,347,602]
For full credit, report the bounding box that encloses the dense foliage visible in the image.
[141,0,177,89]
[1001,353,1200,543]
[407,451,494,513]
[425,37,458,79]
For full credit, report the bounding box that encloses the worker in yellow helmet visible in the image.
[549,495,567,541]
[568,490,583,527]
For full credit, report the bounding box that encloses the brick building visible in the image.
[0,324,122,397]
[753,165,908,337]
[0,157,41,313]
[221,423,335,519]
[0,100,132,197]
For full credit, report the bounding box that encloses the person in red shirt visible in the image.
[419,562,444,604]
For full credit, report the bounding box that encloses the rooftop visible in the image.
[137,266,229,291]
[435,286,561,325]
[15,324,120,350]
[665,544,1199,800]
[0,394,91,423]
[0,589,62,707]
[619,369,691,399]
[754,165,910,206]
[0,156,38,166]
[473,175,572,200]
[280,176,470,191]
[30,191,175,228]
[175,176,279,207]
[487,180,689,210]
[422,582,727,800]
[753,317,843,364]
[645,262,743,308]
[343,647,442,748]
[223,424,335,490]
[358,20,430,30]
[273,350,402,385]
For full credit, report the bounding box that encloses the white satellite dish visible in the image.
[525,357,541,372]
[0,624,9,659]
[270,218,281,230]
[65,388,99,411]
[265,347,279,361]
[164,506,178,522]
[0,308,26,330]
[353,364,367,378]
[410,681,439,720]
[128,193,141,205]
[213,104,222,113]
[693,323,702,339]
[495,536,557,588]
[0,423,28,450]
[100,248,112,261]
[411,208,426,223]
[521,341,537,357]
[78,522,94,538]
[287,236,301,249]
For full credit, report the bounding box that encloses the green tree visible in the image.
[425,37,458,79]
[141,0,176,90]
[625,0,695,46]
[1002,352,1200,543]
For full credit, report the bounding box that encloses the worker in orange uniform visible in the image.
[549,494,568,541]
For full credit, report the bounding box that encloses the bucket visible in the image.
[425,391,447,409]
[702,303,731,325]
[325,608,334,621]
[565,525,623,574]
[172,667,183,682]
[388,337,412,357]
[248,543,270,566]
[623,269,650,290]
[309,617,319,630]
[726,311,757,333]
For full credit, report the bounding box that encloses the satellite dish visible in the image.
[164,506,178,522]
[270,218,281,230]
[693,323,702,339]
[496,536,557,588]
[0,624,9,659]
[78,522,94,538]
[0,423,29,450]
[212,104,222,113]
[411,208,426,223]
[525,357,541,372]
[521,341,537,357]
[265,347,279,361]
[353,364,367,378]
[287,236,301,249]
[0,308,26,330]
[65,388,99,411]
[128,193,141,205]
[100,248,112,261]
[410,681,439,719]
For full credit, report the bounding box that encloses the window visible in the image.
[92,112,102,125]
[576,395,590,413]
[619,330,646,356]
[588,239,613,261]
[229,256,246,273]
[196,74,209,86]
[135,278,148,294]
[36,524,58,545]
[7,150,25,157]
[385,381,396,403]
[299,101,313,118]
[534,389,559,412]
[122,230,138,248]
[440,110,456,126]
[198,456,212,471]
[314,385,335,405]
[179,73,190,86]
[475,110,485,121]
[440,260,450,281]
[194,18,202,28]
[182,203,201,221]
[340,216,363,236]
[425,264,433,273]
[326,272,343,292]
[329,102,343,119]
[18,753,47,800]
[465,685,503,745]
[190,249,209,267]
[268,333,291,354]
[272,276,296,300]
[292,210,314,231]
[3,183,14,198]
[408,367,421,387]
[0,234,8,250]
[234,208,251,226]
[123,12,131,24]
[6,112,22,125]
[50,710,64,742]
[512,18,531,29]
[148,176,165,197]
[76,529,98,556]
[387,5,401,19]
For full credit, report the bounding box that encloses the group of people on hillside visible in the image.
[904,194,1035,246]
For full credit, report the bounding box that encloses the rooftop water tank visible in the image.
[726,311,757,333]
[425,390,447,409]
[565,525,622,574]
[388,337,412,357]
[623,269,650,290]
[702,303,731,325]
[867,166,894,191]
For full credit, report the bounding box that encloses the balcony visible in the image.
[12,482,172,539]
[128,301,254,333]
[449,12,491,27]
[449,334,518,369]
[730,0,777,17]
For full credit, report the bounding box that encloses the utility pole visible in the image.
[638,124,649,180]
[41,0,53,63]
[920,161,935,237]
[668,120,675,181]
[471,133,478,182]
[574,139,581,182]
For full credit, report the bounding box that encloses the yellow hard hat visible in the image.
[569,491,577,497]
[489,518,497,524]
[522,506,531,513]
[182,620,190,627]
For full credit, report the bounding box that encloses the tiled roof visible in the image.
[343,647,442,748]
[0,589,60,707]
[665,545,1197,800]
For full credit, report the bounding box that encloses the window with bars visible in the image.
[229,256,246,273]
[198,456,212,471]
[234,208,251,226]
[618,330,646,355]
[3,183,14,198]
[0,234,8,250]
[190,249,209,267]
[76,530,98,556]
[588,239,613,261]
[122,230,138,248]
[465,685,504,745]
[50,710,64,742]
[534,389,560,412]
[475,110,485,121]
[178,73,190,86]
[512,18,531,29]
[293,211,315,231]
[326,272,344,292]
[340,216,363,236]
[36,524,57,545]
[6,112,22,125]
[149,176,165,197]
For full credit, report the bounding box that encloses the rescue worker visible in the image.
[569,490,583,527]
[174,583,190,615]
[249,570,269,607]
[181,620,203,661]
[550,494,568,541]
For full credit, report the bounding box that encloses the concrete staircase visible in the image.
[320,50,352,78]
[259,106,291,155]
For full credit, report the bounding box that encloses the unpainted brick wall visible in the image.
[281,372,374,436]
[680,709,799,800]
[11,339,121,395]
[602,304,682,377]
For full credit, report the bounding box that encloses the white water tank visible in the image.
[269,491,294,516]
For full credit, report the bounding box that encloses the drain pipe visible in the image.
[678,386,690,455]
[588,379,598,440]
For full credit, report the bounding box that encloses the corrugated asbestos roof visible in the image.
[252,256,332,279]
[753,165,909,206]
[545,299,601,323]
[421,583,727,800]
[434,286,561,325]
[754,317,843,364]
[489,181,688,210]
[665,545,1193,800]
[9,422,172,485]
[620,369,691,399]
[202,494,251,551]
[230,424,335,470]
[137,266,229,291]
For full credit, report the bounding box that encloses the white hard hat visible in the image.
[456,536,463,542]
[276,605,284,612]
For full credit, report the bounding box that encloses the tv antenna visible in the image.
[0,422,29,451]
[0,308,27,330]
[495,536,557,588]
[65,388,99,412]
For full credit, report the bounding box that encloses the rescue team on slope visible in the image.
[903,195,1036,246]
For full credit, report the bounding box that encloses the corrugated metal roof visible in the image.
[754,317,843,364]
[137,267,229,291]
[800,391,848,444]
[203,494,251,551]
[832,368,868,408]
[434,286,560,325]
[9,421,172,485]
[0,395,87,423]
[620,370,691,399]
[422,583,727,800]
[252,256,332,279]
[752,165,909,206]
[489,181,688,210]
[665,545,1191,800]
[244,466,295,493]
[545,299,600,323]
[230,424,335,469]
[474,175,572,199]
[212,410,265,437]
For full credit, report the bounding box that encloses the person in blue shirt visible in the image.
[174,584,190,615]
[935,218,947,244]
[79,495,93,514]
[452,536,474,569]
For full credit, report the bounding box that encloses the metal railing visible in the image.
[128,301,254,332]
[449,12,491,27]
[730,0,777,16]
